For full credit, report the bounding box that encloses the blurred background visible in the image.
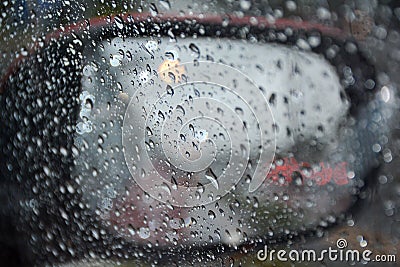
[1,0,400,266]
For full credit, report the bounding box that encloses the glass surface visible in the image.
[1,1,400,266]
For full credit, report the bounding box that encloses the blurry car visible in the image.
[0,1,400,266]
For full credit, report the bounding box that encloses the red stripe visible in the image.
[267,157,349,186]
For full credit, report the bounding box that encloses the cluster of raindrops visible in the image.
[122,60,276,207]
[1,1,400,266]
[76,89,95,135]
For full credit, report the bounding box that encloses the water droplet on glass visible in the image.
[205,169,219,190]
[208,210,216,220]
[114,16,124,30]
[139,227,150,239]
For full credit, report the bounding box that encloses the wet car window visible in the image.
[75,37,351,243]
[1,1,400,266]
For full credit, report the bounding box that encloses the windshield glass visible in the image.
[1,1,400,266]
